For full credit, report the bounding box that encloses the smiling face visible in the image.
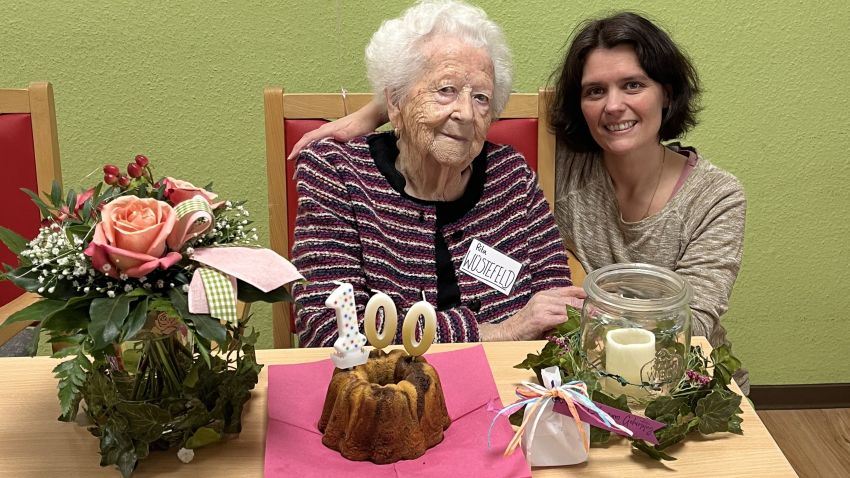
[388,37,495,169]
[580,44,668,159]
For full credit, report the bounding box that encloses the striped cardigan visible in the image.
[291,133,571,347]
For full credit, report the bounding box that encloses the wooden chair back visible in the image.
[264,87,583,348]
[0,82,62,345]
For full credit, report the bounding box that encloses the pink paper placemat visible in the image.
[264,345,531,477]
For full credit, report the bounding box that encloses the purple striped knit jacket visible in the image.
[291,133,571,348]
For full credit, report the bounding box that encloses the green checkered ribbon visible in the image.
[169,197,214,249]
[198,266,237,326]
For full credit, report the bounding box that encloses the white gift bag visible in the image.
[521,367,590,466]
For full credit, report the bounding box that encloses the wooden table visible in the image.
[0,339,796,477]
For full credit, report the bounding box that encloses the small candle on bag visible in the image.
[326,282,368,369]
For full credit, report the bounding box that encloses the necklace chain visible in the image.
[642,146,667,220]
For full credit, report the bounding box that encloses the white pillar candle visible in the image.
[364,292,398,350]
[325,283,368,369]
[401,298,437,356]
[604,328,656,398]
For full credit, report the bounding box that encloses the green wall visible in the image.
[3,1,848,385]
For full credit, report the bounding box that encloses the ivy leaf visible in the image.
[52,348,91,421]
[89,296,134,350]
[694,389,742,435]
[122,297,149,341]
[115,402,170,443]
[710,345,741,387]
[727,414,744,435]
[632,440,677,461]
[185,426,222,449]
[1,299,65,326]
[590,426,612,445]
[168,289,226,344]
[644,396,688,420]
[98,418,137,478]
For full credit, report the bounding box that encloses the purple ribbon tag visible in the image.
[553,400,665,444]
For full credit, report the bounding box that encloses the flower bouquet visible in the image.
[0,155,301,477]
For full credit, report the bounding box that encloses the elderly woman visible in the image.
[291,0,583,348]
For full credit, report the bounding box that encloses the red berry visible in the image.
[103,164,120,176]
[117,175,131,187]
[127,162,143,178]
[134,154,149,167]
[104,174,118,185]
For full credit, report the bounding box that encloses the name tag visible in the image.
[460,239,522,295]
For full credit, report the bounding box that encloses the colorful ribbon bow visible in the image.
[489,378,634,457]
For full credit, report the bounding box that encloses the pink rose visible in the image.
[84,196,182,278]
[163,177,222,208]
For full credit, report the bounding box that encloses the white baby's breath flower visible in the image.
[124,284,133,292]
[102,264,112,272]
[119,273,129,281]
[84,287,90,293]
[156,280,165,288]
[47,286,55,294]
[225,200,232,208]
[38,287,45,293]
[182,284,190,293]
[107,290,116,298]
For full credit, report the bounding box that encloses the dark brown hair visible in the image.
[549,12,702,152]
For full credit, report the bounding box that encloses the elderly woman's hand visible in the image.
[287,101,388,160]
[479,286,587,341]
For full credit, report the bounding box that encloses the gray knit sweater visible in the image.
[555,145,749,393]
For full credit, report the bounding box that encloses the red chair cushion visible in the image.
[487,118,538,171]
[0,113,40,306]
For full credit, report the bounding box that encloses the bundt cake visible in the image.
[318,349,451,464]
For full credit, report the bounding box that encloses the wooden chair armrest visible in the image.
[0,292,41,346]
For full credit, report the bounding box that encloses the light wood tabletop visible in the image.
[0,338,796,477]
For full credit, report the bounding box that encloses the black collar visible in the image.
[367,132,487,225]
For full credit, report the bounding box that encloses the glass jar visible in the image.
[580,263,693,404]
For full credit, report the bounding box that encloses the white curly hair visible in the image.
[365,0,513,118]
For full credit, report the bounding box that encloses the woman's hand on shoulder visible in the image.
[480,286,586,341]
[287,101,389,160]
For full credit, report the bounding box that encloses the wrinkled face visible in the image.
[580,44,668,157]
[389,37,495,168]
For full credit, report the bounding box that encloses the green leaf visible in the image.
[710,345,742,387]
[644,396,688,420]
[115,401,170,443]
[0,226,30,258]
[2,266,41,291]
[89,296,134,350]
[169,288,226,344]
[727,414,744,435]
[122,297,149,341]
[52,349,91,421]
[632,440,677,461]
[50,181,63,208]
[26,322,42,356]
[236,280,293,303]
[1,299,65,327]
[98,418,137,478]
[590,426,612,445]
[21,188,52,218]
[185,426,222,449]
[694,389,742,434]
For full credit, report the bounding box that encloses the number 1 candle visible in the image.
[326,282,369,369]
